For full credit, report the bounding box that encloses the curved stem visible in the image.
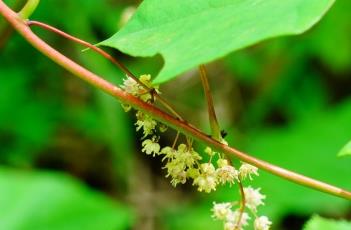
[17,0,39,19]
[1,0,351,200]
[199,65,221,140]
[26,20,184,121]
[235,180,246,230]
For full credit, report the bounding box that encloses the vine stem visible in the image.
[199,65,221,141]
[17,0,39,19]
[1,0,351,200]
[235,180,246,230]
[26,20,183,121]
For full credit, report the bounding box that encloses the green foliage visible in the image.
[338,140,351,157]
[0,168,132,230]
[304,215,351,230]
[101,0,335,83]
[243,100,351,220]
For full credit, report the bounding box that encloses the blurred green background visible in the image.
[0,0,350,229]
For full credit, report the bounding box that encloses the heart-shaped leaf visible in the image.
[101,0,335,83]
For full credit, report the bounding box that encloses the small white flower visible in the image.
[178,149,201,167]
[141,139,160,156]
[160,146,177,160]
[216,165,238,185]
[135,111,157,137]
[224,221,236,230]
[194,175,217,193]
[193,163,217,192]
[164,160,185,177]
[226,210,250,229]
[239,163,259,180]
[170,170,187,187]
[121,77,139,95]
[243,187,265,212]
[201,163,216,175]
[211,202,232,220]
[254,216,272,230]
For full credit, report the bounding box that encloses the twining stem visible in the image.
[235,180,246,230]
[199,65,222,141]
[1,0,351,200]
[17,0,39,19]
[26,20,183,121]
[172,131,180,149]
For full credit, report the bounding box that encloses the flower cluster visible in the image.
[120,74,271,230]
[212,186,271,230]
[211,171,272,230]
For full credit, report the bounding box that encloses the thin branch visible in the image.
[199,65,221,140]
[1,0,351,200]
[235,180,246,230]
[18,0,39,19]
[27,20,183,121]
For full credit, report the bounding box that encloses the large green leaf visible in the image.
[101,0,335,83]
[338,140,351,157]
[304,215,351,230]
[0,168,132,230]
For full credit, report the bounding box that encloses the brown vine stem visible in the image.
[235,180,246,230]
[26,20,183,121]
[1,0,351,200]
[199,65,221,141]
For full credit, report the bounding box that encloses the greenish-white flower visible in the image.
[243,186,265,212]
[216,161,238,185]
[135,111,157,137]
[193,163,217,193]
[212,202,232,220]
[142,139,160,156]
[225,210,250,230]
[254,216,272,230]
[239,163,259,180]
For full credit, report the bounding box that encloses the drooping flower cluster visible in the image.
[211,169,272,230]
[120,74,271,230]
[211,185,271,230]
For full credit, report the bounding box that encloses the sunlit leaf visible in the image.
[101,0,335,83]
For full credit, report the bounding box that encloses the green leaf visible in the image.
[304,215,351,230]
[0,168,132,230]
[101,0,335,83]
[338,140,351,157]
